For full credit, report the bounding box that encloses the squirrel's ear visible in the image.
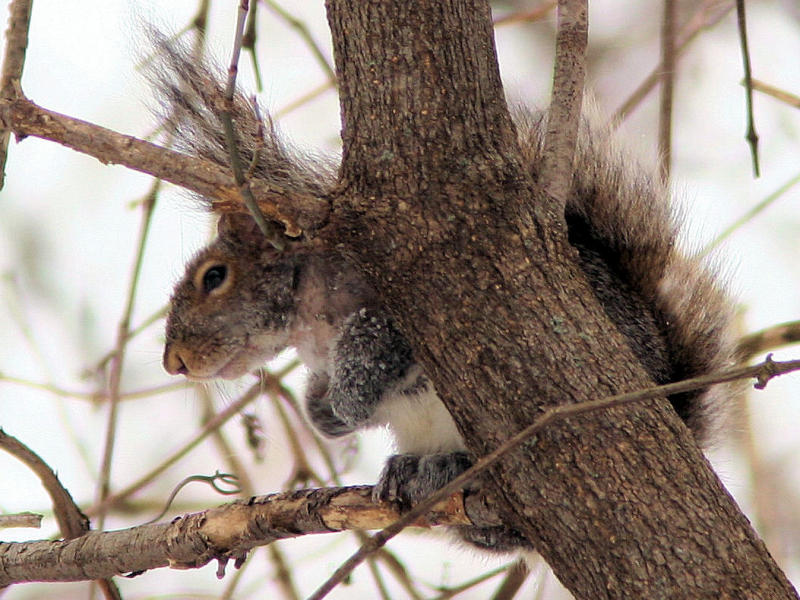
[217,213,272,249]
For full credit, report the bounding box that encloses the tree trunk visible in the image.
[323,1,795,598]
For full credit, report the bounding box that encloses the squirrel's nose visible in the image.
[163,343,189,376]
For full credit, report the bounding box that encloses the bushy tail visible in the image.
[146,31,336,212]
[515,108,738,444]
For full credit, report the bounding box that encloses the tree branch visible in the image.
[0,429,88,540]
[0,486,470,585]
[0,0,33,189]
[540,0,587,208]
[610,0,733,127]
[657,0,676,182]
[0,96,328,236]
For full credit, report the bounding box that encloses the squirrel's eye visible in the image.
[202,265,227,293]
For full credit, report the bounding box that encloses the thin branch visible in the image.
[0,96,328,236]
[86,379,264,517]
[736,0,760,177]
[307,355,800,599]
[658,0,676,183]
[540,0,587,209]
[0,513,42,530]
[274,80,335,119]
[0,0,32,96]
[242,0,264,91]
[264,0,336,83]
[221,0,285,249]
[0,486,469,586]
[0,373,189,403]
[750,78,800,109]
[489,559,530,600]
[0,0,33,189]
[493,1,557,26]
[697,170,800,258]
[430,562,516,600]
[198,386,302,600]
[269,378,425,599]
[94,181,160,532]
[738,321,800,360]
[0,429,88,539]
[88,304,167,374]
[610,0,733,127]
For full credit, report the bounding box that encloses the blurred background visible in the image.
[1,0,799,598]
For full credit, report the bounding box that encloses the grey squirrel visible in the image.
[156,40,735,551]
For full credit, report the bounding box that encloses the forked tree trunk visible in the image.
[324,1,796,598]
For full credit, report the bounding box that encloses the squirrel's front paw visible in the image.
[327,385,376,428]
[373,452,472,508]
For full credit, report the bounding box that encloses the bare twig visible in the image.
[221,0,285,249]
[86,378,264,517]
[738,321,800,360]
[611,0,733,127]
[490,559,530,600]
[270,379,424,599]
[265,0,336,83]
[88,304,167,374]
[493,1,557,26]
[274,80,335,119]
[241,0,264,91]
[3,356,799,587]
[735,0,759,177]
[658,0,676,182]
[95,182,160,533]
[0,429,88,539]
[750,79,800,109]
[0,0,33,189]
[0,512,42,530]
[0,486,469,586]
[429,562,517,600]
[698,170,800,258]
[0,433,116,596]
[0,373,188,403]
[198,385,302,600]
[540,0,587,209]
[0,96,328,236]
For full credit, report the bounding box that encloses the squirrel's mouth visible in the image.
[174,349,255,381]
[167,334,287,381]
[205,342,283,380]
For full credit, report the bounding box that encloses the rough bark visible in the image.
[0,486,469,585]
[324,1,795,598]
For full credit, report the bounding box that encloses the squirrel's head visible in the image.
[163,213,300,380]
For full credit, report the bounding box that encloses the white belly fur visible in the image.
[370,366,466,455]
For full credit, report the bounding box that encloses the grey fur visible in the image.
[329,308,416,428]
[157,40,737,554]
[305,372,355,438]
